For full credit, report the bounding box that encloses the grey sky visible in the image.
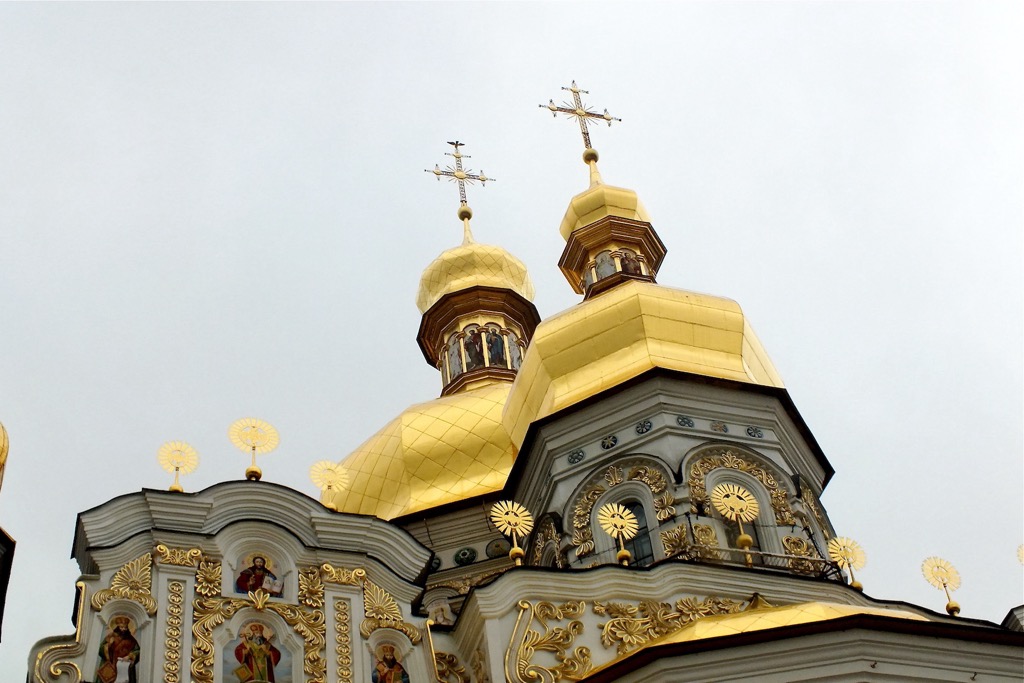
[0,1,1020,674]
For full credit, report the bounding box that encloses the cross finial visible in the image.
[540,80,621,151]
[425,141,495,243]
[426,140,494,207]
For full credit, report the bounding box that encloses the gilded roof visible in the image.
[416,242,535,314]
[589,601,929,676]
[559,161,650,240]
[328,383,516,520]
[658,600,927,645]
[503,280,784,448]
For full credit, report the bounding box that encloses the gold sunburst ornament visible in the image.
[597,502,639,566]
[310,461,348,511]
[490,501,534,566]
[229,418,279,481]
[828,536,867,591]
[922,556,961,616]
[710,483,760,563]
[158,441,199,492]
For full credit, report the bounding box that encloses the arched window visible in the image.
[463,325,485,371]
[507,330,523,370]
[595,250,616,280]
[620,249,642,275]
[623,500,655,566]
[446,332,463,382]
[484,325,507,368]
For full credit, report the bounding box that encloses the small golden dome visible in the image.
[559,161,651,240]
[416,241,535,314]
[328,383,516,520]
[503,280,784,448]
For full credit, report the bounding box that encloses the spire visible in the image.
[540,81,666,299]
[425,140,494,244]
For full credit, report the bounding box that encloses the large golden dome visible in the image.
[327,383,515,520]
[503,280,784,448]
[416,241,535,314]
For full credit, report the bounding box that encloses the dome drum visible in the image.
[558,215,667,297]
[417,286,541,393]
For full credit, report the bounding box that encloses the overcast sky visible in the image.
[0,1,1021,675]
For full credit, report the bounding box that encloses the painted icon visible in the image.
[235,555,283,597]
[95,615,140,683]
[372,644,410,683]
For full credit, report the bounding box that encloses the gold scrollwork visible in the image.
[429,568,506,595]
[163,580,184,683]
[335,599,353,683]
[692,524,721,560]
[687,448,795,525]
[529,516,562,567]
[190,559,328,683]
[299,566,325,608]
[504,600,591,683]
[91,552,158,615]
[359,579,422,643]
[782,535,819,574]
[154,544,203,567]
[435,652,470,683]
[593,595,744,654]
[33,581,88,683]
[471,648,491,683]
[571,460,676,558]
[321,563,367,586]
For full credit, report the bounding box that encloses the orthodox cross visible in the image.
[425,141,493,206]
[540,80,621,150]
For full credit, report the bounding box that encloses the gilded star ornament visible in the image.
[922,556,961,591]
[710,483,760,523]
[597,503,639,541]
[827,536,866,571]
[490,500,534,541]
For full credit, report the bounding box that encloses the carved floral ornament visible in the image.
[529,515,563,567]
[504,594,763,682]
[91,552,159,615]
[687,448,796,526]
[571,461,677,558]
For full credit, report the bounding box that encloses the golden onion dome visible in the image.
[503,280,784,448]
[559,153,651,240]
[416,241,535,314]
[327,383,515,520]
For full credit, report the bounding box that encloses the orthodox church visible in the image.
[25,86,1024,683]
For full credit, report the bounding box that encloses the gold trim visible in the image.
[504,600,591,683]
[154,544,203,567]
[688,448,795,525]
[571,461,675,558]
[322,563,367,586]
[529,516,562,567]
[91,552,158,615]
[359,578,422,643]
[163,580,185,683]
[471,648,491,683]
[335,599,353,683]
[593,595,744,654]
[299,566,325,608]
[782,536,819,574]
[435,652,470,683]
[659,524,697,560]
[190,559,327,683]
[33,581,87,683]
